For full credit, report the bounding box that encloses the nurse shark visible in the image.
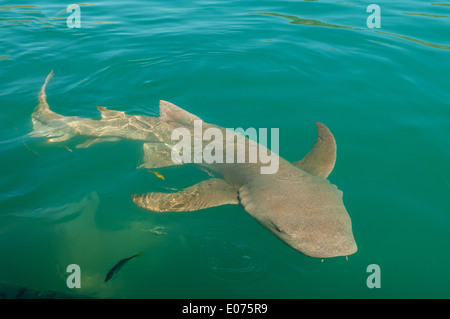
[30,71,357,259]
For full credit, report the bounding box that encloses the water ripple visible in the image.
[247,11,450,50]
[188,222,268,284]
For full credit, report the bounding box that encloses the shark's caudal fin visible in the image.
[293,122,336,179]
[30,71,77,142]
[132,178,238,212]
[31,71,54,136]
[36,70,54,114]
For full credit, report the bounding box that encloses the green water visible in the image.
[1,0,449,298]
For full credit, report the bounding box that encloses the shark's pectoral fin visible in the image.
[132,178,239,212]
[76,137,122,148]
[47,133,75,143]
[293,122,336,179]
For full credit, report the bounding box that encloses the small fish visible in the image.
[443,178,450,187]
[148,170,165,180]
[23,142,40,158]
[161,186,179,191]
[192,164,215,177]
[104,253,143,283]
[59,144,73,152]
[140,226,168,236]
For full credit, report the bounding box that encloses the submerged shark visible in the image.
[30,71,357,259]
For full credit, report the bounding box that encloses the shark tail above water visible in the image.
[37,70,54,114]
[30,70,68,141]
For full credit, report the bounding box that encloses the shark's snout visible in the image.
[288,217,358,259]
[244,173,358,260]
[131,194,145,208]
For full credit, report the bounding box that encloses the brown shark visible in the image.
[30,71,357,259]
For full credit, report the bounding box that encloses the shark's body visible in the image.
[31,72,357,259]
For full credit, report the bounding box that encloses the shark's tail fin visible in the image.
[30,71,75,142]
[36,70,54,114]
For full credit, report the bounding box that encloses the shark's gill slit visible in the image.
[269,221,284,234]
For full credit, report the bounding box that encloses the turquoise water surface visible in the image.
[0,0,449,298]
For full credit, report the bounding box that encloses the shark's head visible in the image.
[273,177,357,259]
[262,121,357,259]
[239,171,357,259]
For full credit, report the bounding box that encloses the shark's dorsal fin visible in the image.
[293,122,336,179]
[96,106,126,120]
[159,100,201,126]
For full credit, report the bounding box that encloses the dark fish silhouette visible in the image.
[104,253,143,282]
